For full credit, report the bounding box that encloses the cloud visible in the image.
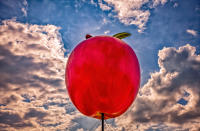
[104,30,110,34]
[186,29,197,36]
[0,111,33,129]
[0,0,28,18]
[173,2,178,8]
[152,0,167,7]
[98,0,111,11]
[0,20,99,130]
[21,0,28,16]
[90,0,98,7]
[95,0,168,33]
[114,44,200,130]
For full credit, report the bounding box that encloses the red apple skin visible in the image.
[66,36,140,119]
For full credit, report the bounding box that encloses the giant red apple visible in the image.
[66,34,140,119]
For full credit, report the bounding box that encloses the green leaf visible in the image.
[113,32,131,39]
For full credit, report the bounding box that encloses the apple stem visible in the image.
[101,113,104,131]
[86,34,92,39]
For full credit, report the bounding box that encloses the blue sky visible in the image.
[0,0,199,130]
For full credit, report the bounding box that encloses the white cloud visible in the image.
[152,0,167,7]
[98,0,111,10]
[0,20,101,130]
[23,0,28,6]
[21,0,28,16]
[90,0,98,7]
[0,19,66,129]
[173,2,178,8]
[96,0,169,33]
[21,7,27,17]
[102,17,111,25]
[186,29,197,36]
[104,30,110,34]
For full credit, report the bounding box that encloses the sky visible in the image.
[0,0,199,130]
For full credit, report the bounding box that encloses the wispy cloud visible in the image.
[186,29,197,36]
[173,2,178,8]
[152,0,167,7]
[104,30,110,34]
[98,0,111,11]
[21,0,28,16]
[95,0,169,33]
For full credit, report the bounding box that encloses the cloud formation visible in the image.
[186,29,198,36]
[96,0,168,33]
[98,0,111,11]
[21,0,28,16]
[114,44,200,130]
[0,20,101,130]
[0,0,28,18]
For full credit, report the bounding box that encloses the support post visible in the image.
[101,113,104,131]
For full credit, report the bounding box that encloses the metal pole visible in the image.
[101,113,104,131]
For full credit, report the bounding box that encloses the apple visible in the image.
[66,33,140,119]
